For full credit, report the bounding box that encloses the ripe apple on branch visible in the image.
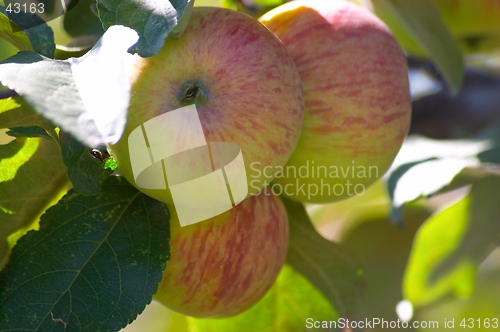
[260,0,411,204]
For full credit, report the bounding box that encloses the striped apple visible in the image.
[109,7,304,206]
[154,192,289,317]
[260,0,411,203]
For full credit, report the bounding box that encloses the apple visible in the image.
[259,0,411,204]
[154,192,289,318]
[109,7,304,205]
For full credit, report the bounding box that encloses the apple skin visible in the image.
[259,0,411,204]
[154,192,289,318]
[109,7,304,205]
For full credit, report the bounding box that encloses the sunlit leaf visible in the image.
[0,137,38,183]
[283,198,365,318]
[252,0,284,7]
[415,249,500,325]
[441,165,500,193]
[390,135,494,169]
[340,205,430,323]
[388,158,477,223]
[369,0,426,57]
[0,137,68,269]
[0,96,51,130]
[386,134,500,223]
[0,25,139,147]
[404,176,500,306]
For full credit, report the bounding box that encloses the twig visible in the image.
[0,89,18,100]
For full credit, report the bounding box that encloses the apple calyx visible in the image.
[179,81,208,106]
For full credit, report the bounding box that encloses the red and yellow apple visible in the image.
[259,0,411,203]
[110,7,304,205]
[154,192,289,317]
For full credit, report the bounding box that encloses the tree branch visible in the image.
[0,89,19,100]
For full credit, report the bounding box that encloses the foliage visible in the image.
[0,177,170,331]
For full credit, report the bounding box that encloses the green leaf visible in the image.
[169,0,194,39]
[63,0,104,38]
[370,0,426,57]
[385,133,500,223]
[339,204,430,324]
[0,52,90,142]
[19,17,55,59]
[187,264,337,332]
[0,5,55,58]
[389,163,500,225]
[6,126,52,140]
[414,251,500,326]
[380,0,464,95]
[96,0,194,57]
[251,0,284,7]
[0,137,39,183]
[283,198,365,318]
[0,96,51,129]
[0,137,68,267]
[403,175,500,306]
[441,165,500,193]
[388,158,473,223]
[0,25,138,147]
[0,7,33,52]
[59,131,113,195]
[0,176,170,331]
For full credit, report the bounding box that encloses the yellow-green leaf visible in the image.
[0,96,51,130]
[404,176,500,306]
[0,137,68,269]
